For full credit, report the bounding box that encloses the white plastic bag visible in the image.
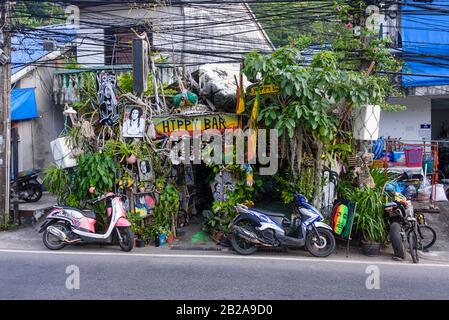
[433,184,448,202]
[417,185,431,202]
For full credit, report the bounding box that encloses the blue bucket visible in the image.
[159,233,167,246]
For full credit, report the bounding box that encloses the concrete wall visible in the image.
[13,66,64,171]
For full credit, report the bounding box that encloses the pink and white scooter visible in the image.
[39,187,134,252]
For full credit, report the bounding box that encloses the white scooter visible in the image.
[39,187,134,252]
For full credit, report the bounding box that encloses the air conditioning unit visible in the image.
[50,137,77,168]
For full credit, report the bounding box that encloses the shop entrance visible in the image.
[174,163,215,243]
[431,98,449,177]
[431,98,449,140]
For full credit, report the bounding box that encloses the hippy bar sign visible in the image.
[152,113,239,137]
[247,84,279,96]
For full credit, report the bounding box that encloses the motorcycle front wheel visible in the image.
[389,222,405,259]
[117,227,134,252]
[305,227,336,257]
[231,222,258,255]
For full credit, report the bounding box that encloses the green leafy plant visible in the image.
[338,173,387,243]
[75,152,118,200]
[153,182,180,235]
[204,164,258,234]
[42,164,73,204]
[103,140,144,163]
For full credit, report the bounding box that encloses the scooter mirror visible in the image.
[88,187,96,194]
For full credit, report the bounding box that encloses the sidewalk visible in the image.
[1,222,449,265]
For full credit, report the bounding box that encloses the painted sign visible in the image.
[248,84,279,96]
[152,114,239,136]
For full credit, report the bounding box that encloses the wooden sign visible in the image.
[152,113,239,137]
[248,84,279,96]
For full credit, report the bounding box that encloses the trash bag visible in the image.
[433,184,448,202]
[405,185,417,198]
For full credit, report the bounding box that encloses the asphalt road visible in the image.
[1,249,449,300]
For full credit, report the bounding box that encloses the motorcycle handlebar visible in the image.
[87,193,117,205]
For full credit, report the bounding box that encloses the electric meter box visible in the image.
[353,104,381,141]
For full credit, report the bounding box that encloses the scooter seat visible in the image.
[251,208,285,218]
[82,210,96,220]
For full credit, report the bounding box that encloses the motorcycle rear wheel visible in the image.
[43,222,68,250]
[231,222,258,255]
[305,227,335,257]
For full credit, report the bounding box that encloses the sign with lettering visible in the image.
[152,114,239,137]
[248,84,279,96]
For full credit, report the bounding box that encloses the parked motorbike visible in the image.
[10,169,43,202]
[384,190,413,260]
[229,193,336,257]
[39,187,134,252]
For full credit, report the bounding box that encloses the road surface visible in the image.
[1,249,449,300]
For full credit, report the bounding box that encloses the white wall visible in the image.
[13,65,64,171]
[76,4,273,68]
[76,27,105,66]
[379,96,432,142]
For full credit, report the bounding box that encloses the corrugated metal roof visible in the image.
[11,24,76,75]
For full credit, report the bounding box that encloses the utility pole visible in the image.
[0,1,11,228]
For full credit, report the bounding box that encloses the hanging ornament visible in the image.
[242,163,254,187]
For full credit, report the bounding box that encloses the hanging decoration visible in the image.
[242,163,254,187]
[138,158,155,182]
[97,72,119,126]
[122,105,146,138]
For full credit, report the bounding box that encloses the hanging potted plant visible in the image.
[104,140,143,164]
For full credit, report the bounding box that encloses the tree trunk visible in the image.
[296,126,303,175]
[313,140,324,209]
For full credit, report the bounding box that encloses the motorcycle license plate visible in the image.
[36,177,43,184]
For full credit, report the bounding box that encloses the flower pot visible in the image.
[167,233,175,244]
[159,233,167,246]
[361,240,382,257]
[213,231,223,243]
[136,239,146,248]
[126,154,137,164]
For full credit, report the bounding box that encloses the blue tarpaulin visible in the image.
[11,88,38,121]
[402,0,449,87]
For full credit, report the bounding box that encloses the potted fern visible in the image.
[355,187,386,256]
[338,169,389,256]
